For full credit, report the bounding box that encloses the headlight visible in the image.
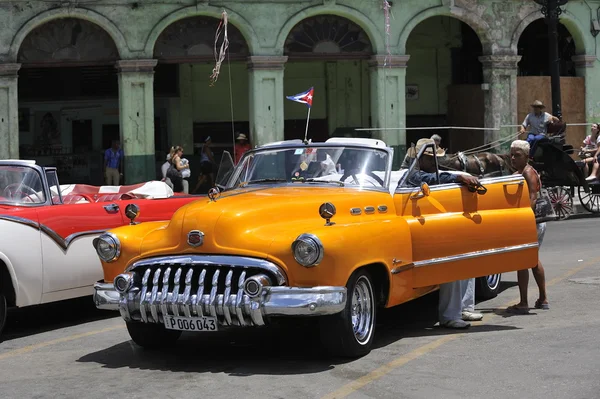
[94,233,121,262]
[291,233,324,267]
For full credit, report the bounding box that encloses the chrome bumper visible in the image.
[94,281,121,310]
[93,280,346,326]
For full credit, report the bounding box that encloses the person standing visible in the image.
[234,133,252,165]
[506,140,549,313]
[104,140,123,185]
[166,146,189,193]
[161,150,173,189]
[404,139,481,329]
[193,136,216,193]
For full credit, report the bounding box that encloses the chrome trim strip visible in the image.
[413,242,539,268]
[0,215,40,230]
[391,263,415,274]
[0,215,107,251]
[126,255,288,286]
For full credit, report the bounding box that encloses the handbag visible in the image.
[166,163,182,179]
[534,187,557,223]
[529,167,557,223]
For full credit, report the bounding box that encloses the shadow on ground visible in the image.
[76,290,520,375]
[1,297,118,343]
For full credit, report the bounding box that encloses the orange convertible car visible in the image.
[93,138,538,357]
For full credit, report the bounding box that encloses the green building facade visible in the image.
[0,0,598,183]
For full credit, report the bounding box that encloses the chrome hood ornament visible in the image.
[208,187,221,202]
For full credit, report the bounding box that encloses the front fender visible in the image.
[267,218,413,288]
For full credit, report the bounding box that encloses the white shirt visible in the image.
[161,161,170,179]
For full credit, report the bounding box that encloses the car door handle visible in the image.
[104,203,119,213]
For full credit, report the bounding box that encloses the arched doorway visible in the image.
[516,18,585,150]
[517,19,576,77]
[153,16,250,166]
[405,16,484,153]
[282,15,373,142]
[17,18,120,184]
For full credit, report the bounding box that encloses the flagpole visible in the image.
[304,106,311,142]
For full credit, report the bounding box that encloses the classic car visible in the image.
[93,138,539,357]
[0,160,201,336]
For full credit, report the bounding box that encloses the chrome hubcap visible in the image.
[350,276,374,344]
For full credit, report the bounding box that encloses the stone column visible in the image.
[369,55,410,167]
[116,59,158,184]
[478,55,521,152]
[247,56,287,146]
[0,64,20,160]
[572,55,598,122]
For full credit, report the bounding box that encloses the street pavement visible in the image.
[0,218,599,399]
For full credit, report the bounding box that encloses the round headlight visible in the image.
[95,233,121,262]
[291,234,324,267]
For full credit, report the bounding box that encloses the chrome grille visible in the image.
[122,256,286,327]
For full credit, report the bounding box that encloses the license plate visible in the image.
[163,315,218,332]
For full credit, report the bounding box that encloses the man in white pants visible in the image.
[438,278,483,329]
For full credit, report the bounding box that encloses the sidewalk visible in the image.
[570,195,597,219]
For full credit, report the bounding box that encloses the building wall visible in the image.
[1,0,599,181]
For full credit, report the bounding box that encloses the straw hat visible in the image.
[531,100,545,108]
[236,133,248,141]
[415,138,446,157]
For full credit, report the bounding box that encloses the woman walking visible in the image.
[507,140,549,313]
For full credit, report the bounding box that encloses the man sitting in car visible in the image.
[403,138,483,329]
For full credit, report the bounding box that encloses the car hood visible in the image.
[139,185,390,257]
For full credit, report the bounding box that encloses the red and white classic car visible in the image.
[0,160,200,336]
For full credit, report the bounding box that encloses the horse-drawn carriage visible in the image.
[433,122,600,219]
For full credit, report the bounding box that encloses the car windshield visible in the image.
[0,165,46,205]
[225,145,390,190]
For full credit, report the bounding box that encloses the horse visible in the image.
[437,151,516,177]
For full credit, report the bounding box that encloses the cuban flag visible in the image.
[286,87,314,108]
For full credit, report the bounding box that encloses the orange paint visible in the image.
[99,176,538,309]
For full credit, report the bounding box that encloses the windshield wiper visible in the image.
[239,178,287,187]
[302,179,345,187]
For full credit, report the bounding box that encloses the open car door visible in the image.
[393,143,539,288]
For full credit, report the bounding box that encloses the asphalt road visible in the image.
[1,218,599,399]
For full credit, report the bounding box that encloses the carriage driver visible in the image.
[404,138,483,328]
[519,100,560,157]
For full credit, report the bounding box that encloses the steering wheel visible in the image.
[340,169,384,187]
[467,183,487,195]
[3,183,42,202]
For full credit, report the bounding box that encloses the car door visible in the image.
[394,173,538,288]
[37,187,125,299]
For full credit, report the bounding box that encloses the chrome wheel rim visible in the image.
[486,274,501,291]
[350,276,374,345]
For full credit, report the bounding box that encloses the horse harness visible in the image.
[457,152,485,176]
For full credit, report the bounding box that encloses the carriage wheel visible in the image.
[547,186,573,220]
[578,183,600,214]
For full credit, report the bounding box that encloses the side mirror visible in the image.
[411,182,430,200]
